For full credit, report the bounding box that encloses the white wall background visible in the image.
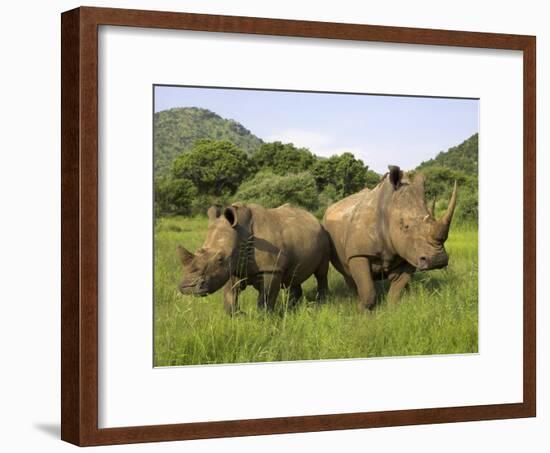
[0,0,547,451]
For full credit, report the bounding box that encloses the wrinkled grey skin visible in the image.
[323,165,457,311]
[178,203,330,314]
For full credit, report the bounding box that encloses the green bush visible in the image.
[315,184,339,218]
[455,188,478,224]
[235,171,319,211]
[155,177,197,216]
[420,166,477,225]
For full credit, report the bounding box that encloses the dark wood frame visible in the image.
[61,6,536,446]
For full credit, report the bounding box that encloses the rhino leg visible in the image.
[387,263,416,305]
[222,276,243,315]
[344,275,357,293]
[348,256,376,311]
[288,284,303,308]
[314,256,329,303]
[255,272,282,312]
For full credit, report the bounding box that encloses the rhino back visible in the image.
[323,186,388,272]
[250,204,328,283]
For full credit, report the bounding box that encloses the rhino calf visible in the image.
[177,203,330,314]
[323,165,457,311]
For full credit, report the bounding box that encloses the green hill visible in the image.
[416,133,478,175]
[154,107,264,177]
[415,133,478,223]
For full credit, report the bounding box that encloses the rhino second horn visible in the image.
[177,245,194,265]
[428,197,436,218]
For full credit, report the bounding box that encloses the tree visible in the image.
[235,171,319,211]
[171,140,250,196]
[312,153,370,197]
[250,142,316,175]
[335,153,369,196]
[365,169,381,188]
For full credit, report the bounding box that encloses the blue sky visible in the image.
[154,85,478,173]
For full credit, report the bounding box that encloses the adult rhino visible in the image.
[177,203,330,314]
[323,165,457,311]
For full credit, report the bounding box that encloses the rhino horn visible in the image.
[432,181,457,241]
[440,181,458,227]
[207,205,222,222]
[428,197,436,219]
[177,245,194,265]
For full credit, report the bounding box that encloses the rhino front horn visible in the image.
[177,245,194,265]
[440,181,458,227]
[431,182,458,242]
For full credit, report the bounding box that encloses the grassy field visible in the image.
[154,216,478,367]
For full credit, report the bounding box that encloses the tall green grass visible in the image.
[154,216,478,366]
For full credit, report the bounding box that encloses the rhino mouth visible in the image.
[417,253,449,271]
[179,281,210,296]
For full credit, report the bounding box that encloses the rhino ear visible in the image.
[223,206,238,227]
[207,205,222,223]
[388,165,402,190]
[176,245,194,265]
[223,204,252,229]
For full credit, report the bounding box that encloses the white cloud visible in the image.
[266,129,331,150]
[267,129,360,158]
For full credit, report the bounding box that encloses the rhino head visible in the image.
[386,166,457,271]
[177,204,251,296]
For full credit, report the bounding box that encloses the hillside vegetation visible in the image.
[155,137,379,219]
[154,107,263,177]
[154,106,478,223]
[415,133,478,223]
[417,133,478,175]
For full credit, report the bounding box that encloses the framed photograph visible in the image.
[61,6,536,446]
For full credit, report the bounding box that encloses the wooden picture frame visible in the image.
[61,6,536,446]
